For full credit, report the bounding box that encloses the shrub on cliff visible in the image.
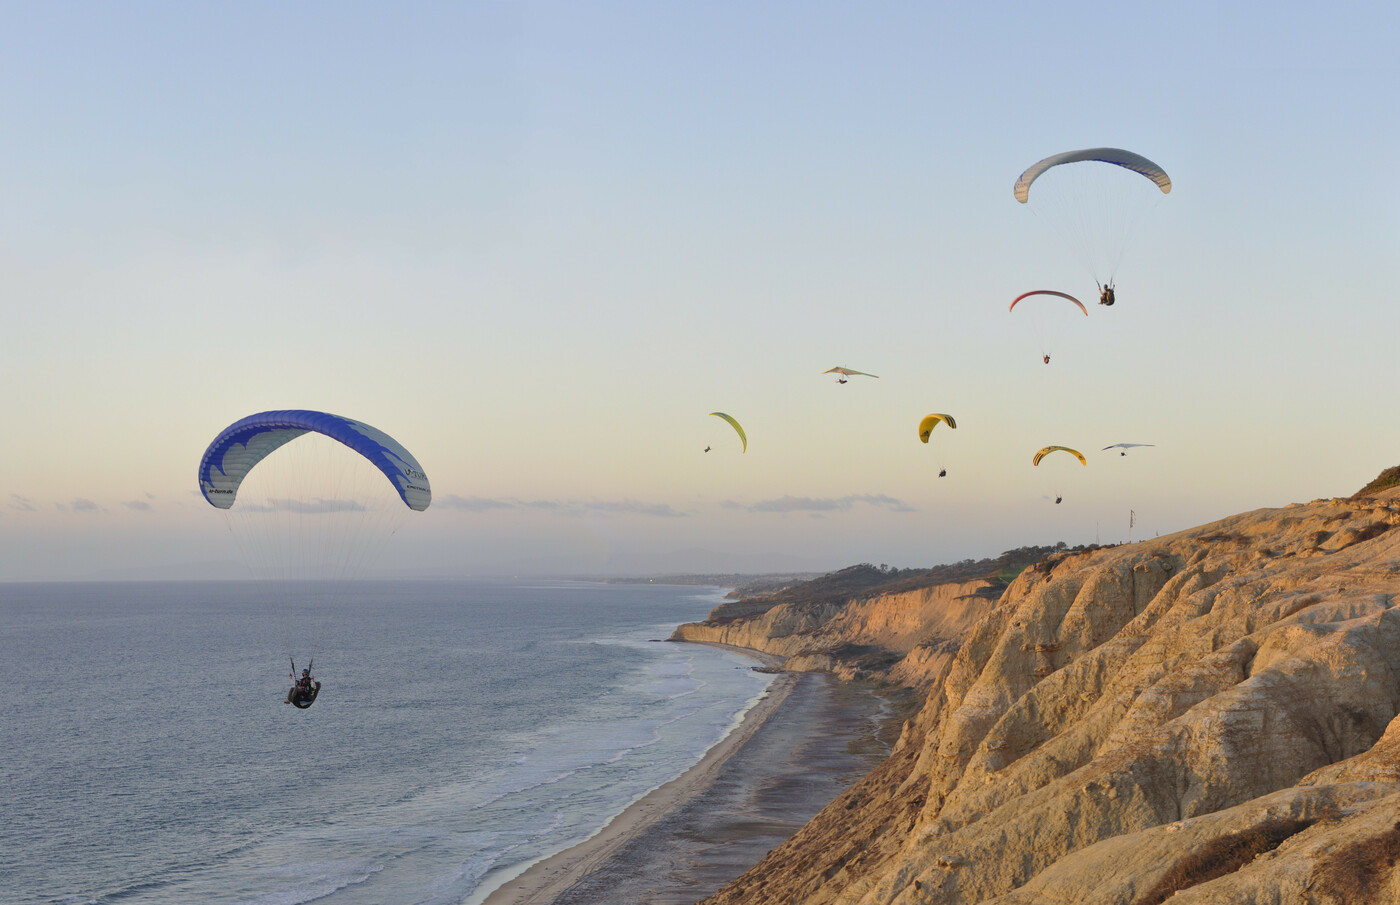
[1135,817,1316,905]
[707,545,1080,622]
[1311,821,1400,900]
[1353,464,1400,498]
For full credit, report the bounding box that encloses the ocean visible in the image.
[0,580,776,905]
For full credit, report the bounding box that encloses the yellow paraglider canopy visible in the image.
[918,414,956,443]
[1033,445,1087,467]
[709,412,747,453]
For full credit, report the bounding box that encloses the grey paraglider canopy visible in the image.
[1014,147,1172,292]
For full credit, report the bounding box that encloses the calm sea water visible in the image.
[0,580,773,905]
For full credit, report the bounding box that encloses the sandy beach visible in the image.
[479,648,888,905]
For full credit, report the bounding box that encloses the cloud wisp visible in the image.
[744,494,916,514]
[437,495,515,512]
[437,495,688,518]
[238,498,368,514]
[584,499,687,518]
[438,493,911,518]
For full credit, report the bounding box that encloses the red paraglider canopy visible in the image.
[1008,290,1088,316]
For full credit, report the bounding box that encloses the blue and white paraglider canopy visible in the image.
[1012,147,1172,292]
[198,410,431,512]
[1013,148,1171,204]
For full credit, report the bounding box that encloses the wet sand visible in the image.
[480,651,887,905]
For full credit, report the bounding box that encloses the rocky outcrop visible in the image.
[696,494,1400,904]
[672,578,1000,686]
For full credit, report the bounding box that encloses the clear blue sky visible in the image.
[2,0,1396,580]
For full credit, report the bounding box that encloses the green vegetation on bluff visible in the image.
[704,543,1098,624]
[1353,464,1400,498]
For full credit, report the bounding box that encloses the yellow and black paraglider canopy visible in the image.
[1033,445,1087,467]
[918,414,956,443]
[708,412,747,453]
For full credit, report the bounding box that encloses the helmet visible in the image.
[302,669,310,675]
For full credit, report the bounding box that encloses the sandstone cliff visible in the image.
[672,576,1000,685]
[686,490,1400,904]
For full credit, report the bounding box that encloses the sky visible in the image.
[2,0,1397,581]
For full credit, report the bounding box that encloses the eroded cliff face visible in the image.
[671,578,1000,686]
[697,494,1400,905]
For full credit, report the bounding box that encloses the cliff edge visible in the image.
[672,550,1063,687]
[686,487,1400,904]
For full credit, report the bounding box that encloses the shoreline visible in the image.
[477,645,793,905]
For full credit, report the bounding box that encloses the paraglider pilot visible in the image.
[1098,283,1115,306]
[286,666,316,704]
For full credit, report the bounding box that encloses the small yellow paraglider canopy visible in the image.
[918,414,957,443]
[709,412,747,453]
[1033,445,1087,467]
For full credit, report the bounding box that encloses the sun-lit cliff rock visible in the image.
[671,577,1000,686]
[689,490,1400,904]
